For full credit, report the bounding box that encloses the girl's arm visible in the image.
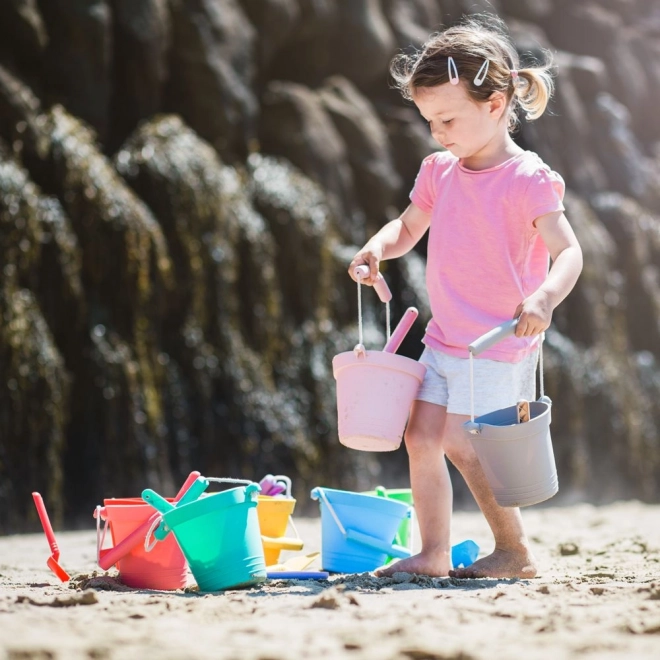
[514,210,583,337]
[348,203,431,285]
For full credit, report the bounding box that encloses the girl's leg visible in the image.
[375,400,452,577]
[442,413,538,579]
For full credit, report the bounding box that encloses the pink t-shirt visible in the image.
[410,150,565,362]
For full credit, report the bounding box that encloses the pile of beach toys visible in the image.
[91,474,426,591]
[33,473,478,591]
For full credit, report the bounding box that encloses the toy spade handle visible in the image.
[383,307,418,353]
[142,489,175,514]
[32,492,59,558]
[354,265,392,303]
[153,476,209,541]
[344,529,411,560]
[174,470,202,499]
[468,319,518,356]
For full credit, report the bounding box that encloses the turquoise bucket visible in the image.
[142,480,266,591]
[311,487,412,573]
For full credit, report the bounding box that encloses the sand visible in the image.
[1,501,660,660]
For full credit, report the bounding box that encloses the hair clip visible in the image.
[447,57,459,85]
[510,69,519,80]
[473,59,489,86]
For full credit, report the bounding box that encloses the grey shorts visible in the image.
[416,346,539,417]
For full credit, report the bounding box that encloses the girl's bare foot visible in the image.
[374,550,451,578]
[449,547,538,579]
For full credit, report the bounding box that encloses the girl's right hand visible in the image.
[348,246,382,285]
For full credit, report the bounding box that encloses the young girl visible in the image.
[349,17,583,579]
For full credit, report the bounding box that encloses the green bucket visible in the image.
[364,486,414,560]
[142,480,266,591]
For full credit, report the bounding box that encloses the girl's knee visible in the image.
[403,401,447,456]
[445,438,479,470]
[404,423,441,456]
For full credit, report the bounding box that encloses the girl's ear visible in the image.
[487,91,507,119]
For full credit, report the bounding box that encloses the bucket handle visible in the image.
[261,536,305,551]
[468,319,519,356]
[354,265,391,350]
[311,488,412,561]
[467,319,549,425]
[95,506,109,565]
[271,475,293,498]
[143,478,261,552]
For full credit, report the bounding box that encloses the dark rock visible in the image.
[165,0,258,162]
[238,0,300,73]
[0,64,41,148]
[500,0,553,22]
[259,80,363,244]
[318,76,402,230]
[109,0,172,151]
[332,0,397,88]
[382,0,444,49]
[269,0,397,90]
[591,193,660,357]
[544,3,652,141]
[267,0,340,85]
[441,0,503,21]
[0,0,48,77]
[590,93,659,208]
[38,0,113,142]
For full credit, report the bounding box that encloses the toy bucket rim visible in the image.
[332,350,426,381]
[154,485,259,529]
[465,398,552,437]
[310,487,411,516]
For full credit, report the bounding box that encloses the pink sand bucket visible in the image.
[333,266,426,451]
[93,473,207,589]
[463,320,557,508]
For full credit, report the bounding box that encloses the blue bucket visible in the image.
[311,487,412,573]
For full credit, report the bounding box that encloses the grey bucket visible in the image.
[463,320,558,508]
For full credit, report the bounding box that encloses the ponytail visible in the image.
[513,58,555,122]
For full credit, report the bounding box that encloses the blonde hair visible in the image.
[390,15,554,131]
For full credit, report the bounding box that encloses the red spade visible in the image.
[32,492,70,582]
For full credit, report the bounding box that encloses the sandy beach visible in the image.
[1,500,659,660]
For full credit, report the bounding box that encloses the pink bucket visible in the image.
[98,499,188,590]
[332,350,426,451]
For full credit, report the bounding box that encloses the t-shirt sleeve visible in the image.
[409,152,442,213]
[525,167,565,225]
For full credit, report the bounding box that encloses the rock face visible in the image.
[1,0,659,532]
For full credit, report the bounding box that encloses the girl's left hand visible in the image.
[513,291,553,337]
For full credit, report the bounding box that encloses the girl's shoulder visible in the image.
[512,152,566,210]
[512,151,564,185]
[419,150,457,174]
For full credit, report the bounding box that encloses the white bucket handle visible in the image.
[467,319,548,425]
[206,477,260,501]
[354,266,391,349]
[311,488,412,560]
[266,475,299,540]
[271,475,292,498]
[95,505,109,564]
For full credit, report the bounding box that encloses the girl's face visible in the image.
[412,83,508,165]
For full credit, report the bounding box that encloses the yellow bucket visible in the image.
[257,496,303,566]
